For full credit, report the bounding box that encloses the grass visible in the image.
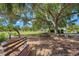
[20,31,45,36]
[0,31,45,37]
[0,31,18,37]
[0,31,44,42]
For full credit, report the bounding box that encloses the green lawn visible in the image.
[20,31,44,35]
[0,31,45,42]
[0,31,45,37]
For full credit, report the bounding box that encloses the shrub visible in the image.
[0,33,6,42]
[12,32,17,36]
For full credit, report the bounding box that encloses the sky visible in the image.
[70,14,79,25]
[15,19,24,27]
[15,19,32,28]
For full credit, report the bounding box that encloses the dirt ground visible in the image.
[27,36,79,56]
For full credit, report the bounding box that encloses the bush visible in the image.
[0,33,6,42]
[12,32,17,36]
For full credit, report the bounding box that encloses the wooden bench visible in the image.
[1,37,31,56]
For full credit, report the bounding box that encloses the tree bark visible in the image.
[54,24,58,34]
[13,28,20,38]
[8,31,11,39]
[53,20,59,36]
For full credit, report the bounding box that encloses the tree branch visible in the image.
[56,4,72,22]
[58,12,79,24]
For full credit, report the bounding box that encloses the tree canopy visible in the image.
[0,3,79,35]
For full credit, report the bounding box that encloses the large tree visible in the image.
[31,3,79,34]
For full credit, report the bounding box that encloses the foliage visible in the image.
[0,4,79,34]
[0,33,6,42]
[11,32,18,36]
[67,24,79,33]
[31,4,78,33]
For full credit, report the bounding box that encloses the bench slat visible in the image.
[17,45,31,56]
[2,39,20,47]
[5,40,27,56]
[4,39,26,52]
[2,37,25,47]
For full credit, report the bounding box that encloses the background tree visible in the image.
[31,4,79,34]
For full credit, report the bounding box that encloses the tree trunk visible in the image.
[16,30,20,38]
[54,22,59,36]
[54,27,58,34]
[48,25,51,32]
[8,31,11,39]
[13,28,20,38]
